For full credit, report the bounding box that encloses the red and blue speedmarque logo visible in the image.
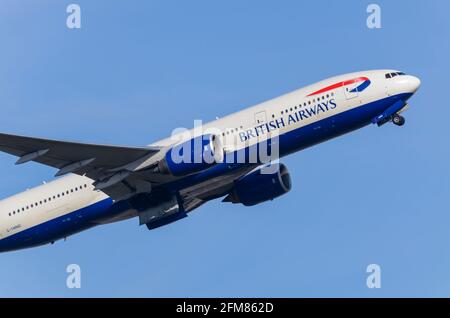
[307,77,371,96]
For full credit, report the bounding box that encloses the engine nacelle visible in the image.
[224,163,292,206]
[158,134,224,177]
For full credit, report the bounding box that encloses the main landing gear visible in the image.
[392,114,405,126]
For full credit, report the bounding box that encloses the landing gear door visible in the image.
[343,81,359,100]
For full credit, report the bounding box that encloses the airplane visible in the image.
[0,70,420,253]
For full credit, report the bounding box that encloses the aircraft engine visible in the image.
[223,163,292,206]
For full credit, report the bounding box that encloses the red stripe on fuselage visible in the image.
[307,77,369,97]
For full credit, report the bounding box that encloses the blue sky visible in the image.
[0,0,449,297]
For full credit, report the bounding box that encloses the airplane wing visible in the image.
[0,132,166,200]
[0,132,257,211]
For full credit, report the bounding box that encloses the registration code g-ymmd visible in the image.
[220,302,273,313]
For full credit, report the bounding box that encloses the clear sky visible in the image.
[0,0,449,297]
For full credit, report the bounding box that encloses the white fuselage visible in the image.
[0,174,108,240]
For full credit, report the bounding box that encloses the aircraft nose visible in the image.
[408,75,421,93]
[390,74,421,95]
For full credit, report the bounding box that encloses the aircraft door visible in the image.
[254,110,267,124]
[343,82,359,100]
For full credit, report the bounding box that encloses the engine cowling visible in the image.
[224,163,292,206]
[158,134,224,177]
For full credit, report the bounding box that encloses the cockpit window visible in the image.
[386,72,407,79]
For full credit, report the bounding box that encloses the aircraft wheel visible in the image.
[392,114,405,126]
